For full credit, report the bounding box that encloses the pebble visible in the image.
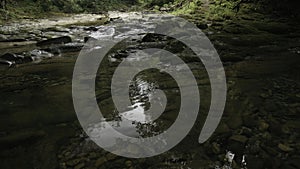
[278,143,294,152]
[66,158,81,167]
[212,142,221,154]
[88,152,98,159]
[260,93,268,98]
[258,120,269,131]
[95,157,107,167]
[106,153,117,161]
[74,162,85,169]
[125,160,132,167]
[229,135,248,143]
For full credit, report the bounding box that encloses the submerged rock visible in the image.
[221,54,244,62]
[58,43,84,53]
[36,36,72,47]
[29,49,54,60]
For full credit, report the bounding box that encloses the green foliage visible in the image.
[206,0,235,20]
[172,0,203,15]
[139,0,175,8]
[0,0,139,20]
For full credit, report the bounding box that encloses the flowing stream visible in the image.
[0,11,299,169]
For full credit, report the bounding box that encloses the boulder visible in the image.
[0,59,14,67]
[0,53,25,64]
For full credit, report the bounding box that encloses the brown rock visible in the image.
[278,143,294,152]
[230,135,248,144]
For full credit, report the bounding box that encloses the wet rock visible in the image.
[159,7,171,12]
[58,43,84,53]
[164,40,185,53]
[66,158,81,167]
[0,38,27,42]
[241,127,253,137]
[0,34,7,41]
[88,152,98,159]
[278,143,294,152]
[0,53,25,63]
[258,120,269,131]
[0,59,14,67]
[260,93,269,99]
[74,162,85,169]
[110,17,121,22]
[261,132,272,140]
[44,27,70,33]
[229,135,248,144]
[212,142,221,154]
[221,53,244,62]
[248,139,261,155]
[105,153,117,161]
[142,33,164,42]
[29,49,53,59]
[84,36,97,43]
[112,50,128,59]
[125,160,132,167]
[36,36,72,46]
[83,26,99,31]
[95,157,107,167]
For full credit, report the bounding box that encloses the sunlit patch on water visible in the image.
[88,75,162,143]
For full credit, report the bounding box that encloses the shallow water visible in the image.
[0,11,300,169]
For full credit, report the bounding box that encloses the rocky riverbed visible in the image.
[0,11,299,169]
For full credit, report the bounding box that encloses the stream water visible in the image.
[0,11,299,169]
